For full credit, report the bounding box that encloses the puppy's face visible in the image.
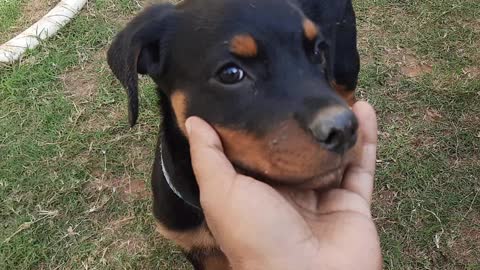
[108,0,361,190]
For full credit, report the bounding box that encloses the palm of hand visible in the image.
[189,101,381,270]
[280,187,381,270]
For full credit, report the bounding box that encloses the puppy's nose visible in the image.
[308,106,358,154]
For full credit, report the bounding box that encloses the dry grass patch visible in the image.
[22,0,58,24]
[447,211,480,266]
[399,54,433,78]
[463,66,480,79]
[102,216,149,255]
[373,189,399,227]
[87,175,149,202]
[79,106,126,132]
[382,48,433,78]
[3,0,59,42]
[60,65,98,102]
[59,49,108,103]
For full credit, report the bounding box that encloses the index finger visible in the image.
[186,117,238,200]
[341,101,378,204]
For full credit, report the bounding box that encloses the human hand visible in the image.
[186,101,382,270]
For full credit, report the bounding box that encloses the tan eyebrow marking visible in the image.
[229,34,258,58]
[303,19,318,41]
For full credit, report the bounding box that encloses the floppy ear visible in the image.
[300,0,359,103]
[107,4,176,126]
[332,0,360,92]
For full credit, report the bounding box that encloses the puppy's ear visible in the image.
[107,4,176,126]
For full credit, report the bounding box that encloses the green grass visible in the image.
[0,0,25,43]
[356,0,480,268]
[0,1,189,269]
[1,0,479,269]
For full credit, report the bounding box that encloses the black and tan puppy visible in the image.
[107,0,361,268]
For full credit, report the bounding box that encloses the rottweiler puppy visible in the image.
[107,0,360,269]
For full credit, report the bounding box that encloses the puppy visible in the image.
[107,0,360,269]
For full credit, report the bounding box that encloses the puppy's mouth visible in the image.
[216,118,360,192]
[233,162,345,191]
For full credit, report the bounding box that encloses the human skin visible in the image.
[186,101,382,270]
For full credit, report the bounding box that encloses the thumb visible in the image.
[341,101,378,204]
[185,117,238,206]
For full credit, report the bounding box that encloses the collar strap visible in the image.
[160,144,201,210]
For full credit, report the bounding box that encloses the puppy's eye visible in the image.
[217,65,245,84]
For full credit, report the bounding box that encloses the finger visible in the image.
[315,189,372,217]
[185,117,238,201]
[342,101,378,204]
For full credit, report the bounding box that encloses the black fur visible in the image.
[107,4,176,126]
[151,92,203,230]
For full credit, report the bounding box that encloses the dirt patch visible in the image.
[109,236,148,256]
[22,0,58,25]
[411,135,439,150]
[372,188,399,228]
[400,55,433,78]
[87,175,150,202]
[59,50,107,103]
[85,216,150,266]
[59,65,98,102]
[447,212,480,265]
[460,112,480,127]
[356,7,387,66]
[123,179,149,200]
[423,108,443,122]
[125,145,155,176]
[104,216,136,232]
[357,6,435,83]
[388,50,433,78]
[374,189,398,209]
[464,19,480,34]
[80,105,127,132]
[463,66,480,79]
[4,0,59,43]
[381,47,433,78]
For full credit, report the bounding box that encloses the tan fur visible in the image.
[229,34,258,57]
[156,222,216,251]
[331,81,356,106]
[171,91,188,134]
[303,19,318,41]
[214,119,346,184]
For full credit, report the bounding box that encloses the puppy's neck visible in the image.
[159,91,201,209]
[150,93,204,230]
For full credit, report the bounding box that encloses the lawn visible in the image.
[0,0,479,269]
[0,0,59,44]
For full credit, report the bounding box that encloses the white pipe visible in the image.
[0,0,88,63]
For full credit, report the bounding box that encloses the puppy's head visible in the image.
[108,0,360,190]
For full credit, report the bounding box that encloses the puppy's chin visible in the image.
[233,161,347,192]
[228,130,363,191]
[294,167,345,191]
